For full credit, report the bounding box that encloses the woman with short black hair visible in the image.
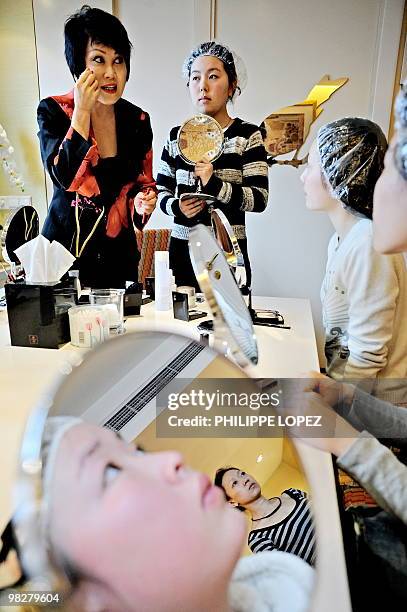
[38,5,156,288]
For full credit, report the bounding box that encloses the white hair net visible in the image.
[317,117,387,219]
[12,416,82,591]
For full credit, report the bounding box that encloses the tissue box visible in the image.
[5,281,77,348]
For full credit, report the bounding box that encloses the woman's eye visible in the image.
[209,74,218,79]
[192,75,199,81]
[103,463,121,487]
[114,57,124,64]
[92,56,104,64]
[232,481,237,487]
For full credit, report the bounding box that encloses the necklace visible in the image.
[251,497,282,521]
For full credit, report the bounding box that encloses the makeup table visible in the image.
[0,295,351,612]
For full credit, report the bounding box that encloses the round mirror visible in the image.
[189,224,257,366]
[11,329,316,612]
[177,114,224,164]
[12,330,257,592]
[1,206,39,264]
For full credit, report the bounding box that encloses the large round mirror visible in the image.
[11,329,316,612]
[189,224,257,366]
[1,206,39,264]
[177,114,224,164]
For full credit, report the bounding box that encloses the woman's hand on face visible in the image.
[179,197,205,218]
[134,189,157,216]
[74,68,100,112]
[194,160,214,187]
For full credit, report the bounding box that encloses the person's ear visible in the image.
[228,80,238,101]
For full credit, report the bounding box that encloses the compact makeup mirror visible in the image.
[189,224,258,367]
[177,114,224,200]
[178,113,224,164]
[0,206,39,264]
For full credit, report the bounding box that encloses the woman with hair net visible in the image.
[287,101,407,608]
[5,417,314,612]
[156,42,269,290]
[301,117,407,403]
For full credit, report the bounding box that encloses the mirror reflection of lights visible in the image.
[256,454,264,463]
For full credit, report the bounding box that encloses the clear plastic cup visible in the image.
[89,288,125,334]
[68,305,109,348]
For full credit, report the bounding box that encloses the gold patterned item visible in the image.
[261,75,349,168]
[177,113,224,164]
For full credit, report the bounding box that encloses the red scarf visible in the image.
[51,91,155,242]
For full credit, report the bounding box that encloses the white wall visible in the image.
[30,0,404,363]
[33,0,112,99]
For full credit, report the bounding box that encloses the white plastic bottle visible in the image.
[155,251,171,311]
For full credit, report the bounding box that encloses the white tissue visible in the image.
[14,235,76,283]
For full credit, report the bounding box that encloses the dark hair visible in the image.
[64,5,132,80]
[214,466,246,512]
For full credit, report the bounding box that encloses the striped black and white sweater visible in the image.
[156,118,269,240]
[248,489,316,566]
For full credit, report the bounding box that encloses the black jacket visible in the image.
[37,93,154,287]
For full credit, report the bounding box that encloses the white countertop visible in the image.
[0,295,351,612]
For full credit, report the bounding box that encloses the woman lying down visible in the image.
[11,418,315,612]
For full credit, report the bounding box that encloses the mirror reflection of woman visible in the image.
[37,5,157,288]
[9,419,314,612]
[215,467,316,566]
[157,42,269,290]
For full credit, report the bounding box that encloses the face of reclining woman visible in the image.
[47,423,246,611]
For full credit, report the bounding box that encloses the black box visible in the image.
[172,292,206,322]
[145,276,155,299]
[5,282,77,348]
[124,282,142,316]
